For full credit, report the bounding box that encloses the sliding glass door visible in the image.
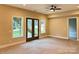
[26,18,39,41]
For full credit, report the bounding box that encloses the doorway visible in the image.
[68,17,77,41]
[26,18,39,41]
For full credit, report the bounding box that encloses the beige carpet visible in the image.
[0,38,79,54]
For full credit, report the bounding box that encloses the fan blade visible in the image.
[54,8,61,10]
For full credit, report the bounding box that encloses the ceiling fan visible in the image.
[49,5,61,12]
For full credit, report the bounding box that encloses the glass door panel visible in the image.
[69,18,77,40]
[34,20,38,37]
[27,19,32,38]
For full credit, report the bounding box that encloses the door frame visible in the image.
[26,18,39,42]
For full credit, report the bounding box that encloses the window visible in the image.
[12,16,23,38]
[40,20,46,33]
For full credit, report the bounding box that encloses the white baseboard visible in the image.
[0,40,26,49]
[48,35,68,39]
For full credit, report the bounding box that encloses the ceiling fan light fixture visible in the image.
[50,8,54,11]
[50,9,54,11]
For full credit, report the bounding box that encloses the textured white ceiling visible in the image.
[8,4,79,14]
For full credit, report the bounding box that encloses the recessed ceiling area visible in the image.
[8,4,79,15]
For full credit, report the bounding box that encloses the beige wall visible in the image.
[48,17,68,39]
[0,5,48,45]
